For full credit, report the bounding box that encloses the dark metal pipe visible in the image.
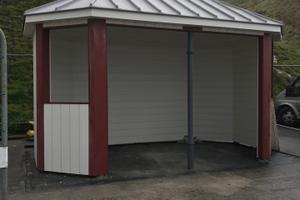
[0,29,7,147]
[187,31,194,170]
[0,27,8,200]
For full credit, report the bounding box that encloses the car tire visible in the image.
[277,106,297,127]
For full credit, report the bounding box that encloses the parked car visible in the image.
[275,76,300,127]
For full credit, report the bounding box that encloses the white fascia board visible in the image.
[24,8,282,35]
[25,9,93,24]
[43,18,88,28]
[107,19,183,30]
[202,27,264,36]
[0,147,8,169]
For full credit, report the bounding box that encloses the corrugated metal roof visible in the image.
[25,0,282,26]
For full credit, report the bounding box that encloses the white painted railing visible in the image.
[44,104,89,175]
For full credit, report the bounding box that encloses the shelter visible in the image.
[23,0,282,176]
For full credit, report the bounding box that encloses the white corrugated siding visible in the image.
[44,104,89,175]
[193,33,258,146]
[193,33,234,142]
[107,27,258,145]
[108,27,257,146]
[46,26,257,148]
[233,36,258,147]
[50,27,88,103]
[108,27,187,145]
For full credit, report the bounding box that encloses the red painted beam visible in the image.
[36,24,50,170]
[88,19,109,176]
[258,34,273,160]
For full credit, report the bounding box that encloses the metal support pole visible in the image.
[187,31,194,170]
[0,28,8,200]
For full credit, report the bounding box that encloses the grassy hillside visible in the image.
[0,0,299,133]
[227,0,300,64]
[226,0,300,93]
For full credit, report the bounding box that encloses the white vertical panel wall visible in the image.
[193,33,234,142]
[107,27,258,146]
[192,33,258,146]
[108,27,187,145]
[50,27,88,103]
[233,36,258,147]
[44,104,89,175]
[45,26,257,160]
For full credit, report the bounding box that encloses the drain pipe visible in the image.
[0,28,8,200]
[187,31,194,170]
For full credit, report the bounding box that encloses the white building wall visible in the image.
[107,27,258,146]
[108,27,187,145]
[45,26,258,150]
[233,36,258,147]
[44,104,89,175]
[45,27,89,175]
[193,33,234,142]
[192,33,258,146]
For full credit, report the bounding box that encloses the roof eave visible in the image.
[23,8,282,38]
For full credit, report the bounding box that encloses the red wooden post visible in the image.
[36,24,50,170]
[258,34,273,160]
[88,19,109,176]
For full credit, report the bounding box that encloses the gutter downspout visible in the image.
[187,31,194,170]
[0,28,8,200]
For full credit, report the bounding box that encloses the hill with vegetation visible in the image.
[226,0,300,94]
[0,0,299,133]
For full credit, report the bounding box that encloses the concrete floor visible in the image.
[278,125,300,156]
[8,139,300,199]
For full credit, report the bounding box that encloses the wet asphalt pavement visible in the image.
[7,136,300,199]
[278,125,300,157]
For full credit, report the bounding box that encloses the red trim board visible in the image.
[88,19,109,176]
[258,34,272,160]
[36,24,50,170]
